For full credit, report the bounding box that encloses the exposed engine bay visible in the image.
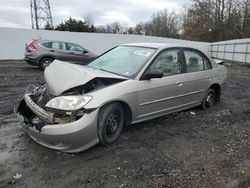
[62,77,125,95]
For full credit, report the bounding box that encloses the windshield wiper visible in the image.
[97,68,129,78]
[88,65,129,78]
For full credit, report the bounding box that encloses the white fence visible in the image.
[0,27,210,60]
[1,27,249,63]
[210,39,250,63]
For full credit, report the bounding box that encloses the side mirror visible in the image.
[141,69,163,80]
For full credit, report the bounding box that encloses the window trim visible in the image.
[139,47,185,80]
[38,41,87,53]
[182,48,212,74]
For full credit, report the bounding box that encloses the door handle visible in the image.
[176,81,183,86]
[49,50,55,52]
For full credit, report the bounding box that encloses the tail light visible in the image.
[27,39,38,52]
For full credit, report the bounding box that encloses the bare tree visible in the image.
[134,23,144,35]
[143,9,181,38]
[241,0,250,37]
[127,27,134,34]
[182,0,247,41]
[95,26,107,33]
[110,22,123,33]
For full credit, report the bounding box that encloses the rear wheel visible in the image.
[97,103,124,146]
[201,88,216,109]
[39,57,54,70]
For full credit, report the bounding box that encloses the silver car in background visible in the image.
[16,43,227,152]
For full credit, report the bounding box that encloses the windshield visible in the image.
[88,46,156,77]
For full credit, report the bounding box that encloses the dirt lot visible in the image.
[0,60,250,188]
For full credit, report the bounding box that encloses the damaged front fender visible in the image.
[16,93,91,131]
[24,93,54,123]
[15,98,100,152]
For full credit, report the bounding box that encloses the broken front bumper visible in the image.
[15,94,100,153]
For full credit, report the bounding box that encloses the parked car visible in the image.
[24,39,97,70]
[16,43,227,153]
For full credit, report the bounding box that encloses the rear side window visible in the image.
[40,42,52,48]
[184,49,211,73]
[52,42,66,50]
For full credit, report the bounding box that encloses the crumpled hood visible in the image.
[44,60,127,96]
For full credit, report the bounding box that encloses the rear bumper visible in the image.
[15,94,100,153]
[24,53,39,66]
[24,58,39,66]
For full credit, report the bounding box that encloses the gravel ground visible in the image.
[0,60,250,188]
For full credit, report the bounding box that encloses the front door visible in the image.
[138,48,187,120]
[65,43,91,64]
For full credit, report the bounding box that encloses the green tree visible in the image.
[55,17,96,32]
[44,23,54,30]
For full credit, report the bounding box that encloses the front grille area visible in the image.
[36,88,53,107]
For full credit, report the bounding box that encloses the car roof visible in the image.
[121,42,209,52]
[37,38,78,45]
[121,42,185,49]
[121,42,211,57]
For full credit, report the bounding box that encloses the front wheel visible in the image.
[97,103,124,146]
[201,88,216,109]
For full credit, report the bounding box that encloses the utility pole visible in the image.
[30,0,53,29]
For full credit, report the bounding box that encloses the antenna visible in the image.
[30,0,53,29]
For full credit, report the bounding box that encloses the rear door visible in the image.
[180,48,213,103]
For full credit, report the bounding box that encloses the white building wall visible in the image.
[0,27,210,60]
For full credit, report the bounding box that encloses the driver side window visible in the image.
[150,48,182,77]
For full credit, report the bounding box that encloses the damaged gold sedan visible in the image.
[15,43,227,152]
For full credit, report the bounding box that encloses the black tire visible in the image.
[39,57,54,70]
[97,103,124,146]
[201,88,216,109]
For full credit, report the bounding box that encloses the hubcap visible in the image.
[206,92,215,107]
[43,60,51,69]
[106,111,120,137]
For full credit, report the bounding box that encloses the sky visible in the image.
[0,0,189,29]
